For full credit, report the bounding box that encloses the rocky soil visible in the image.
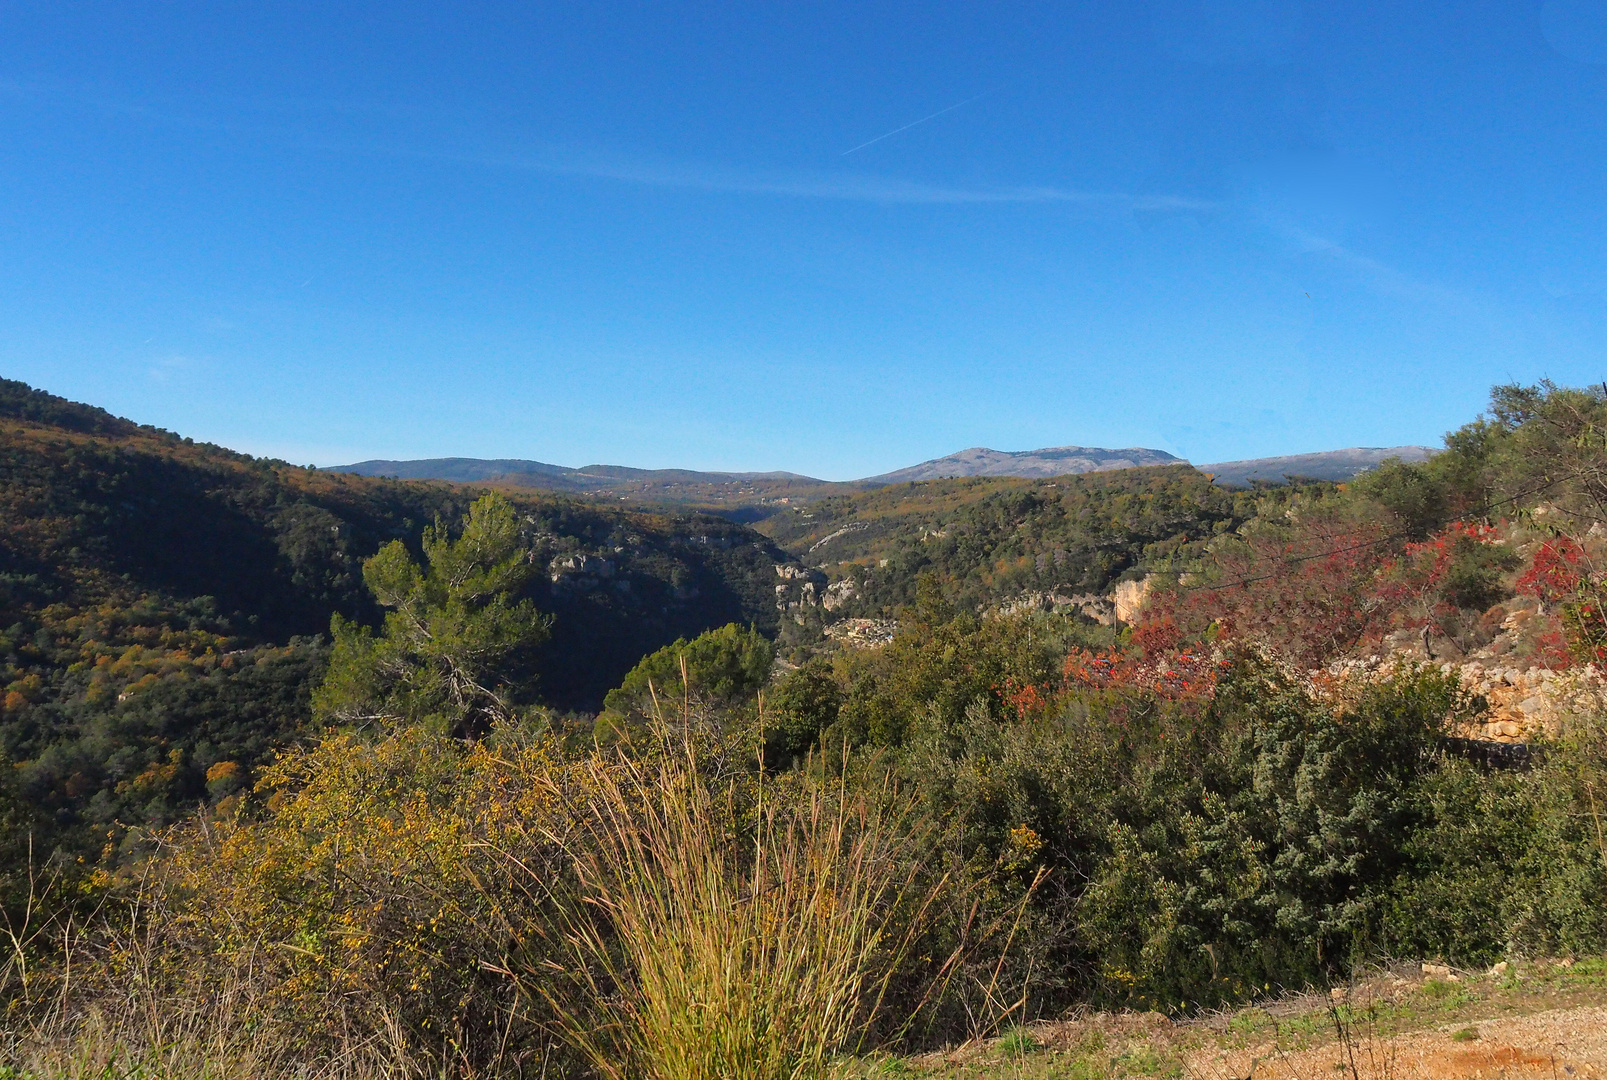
[838,958,1607,1080]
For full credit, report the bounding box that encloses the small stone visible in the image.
[1488,962,1509,977]
[1422,963,1451,979]
[1330,987,1348,1002]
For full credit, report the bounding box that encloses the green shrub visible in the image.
[996,1025,1037,1057]
[1070,662,1458,1007]
[763,660,843,767]
[603,622,774,722]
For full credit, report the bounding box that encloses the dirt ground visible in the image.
[1189,1004,1606,1080]
[839,958,1607,1080]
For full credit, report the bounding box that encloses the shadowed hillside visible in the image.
[0,378,794,850]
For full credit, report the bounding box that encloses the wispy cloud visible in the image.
[468,146,1224,210]
[5,74,1221,212]
[1259,212,1531,351]
[147,353,195,384]
[1272,219,1471,307]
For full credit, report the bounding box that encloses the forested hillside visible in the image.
[0,379,789,851]
[756,466,1329,621]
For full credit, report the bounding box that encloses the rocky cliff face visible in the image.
[992,590,1116,624]
[1328,655,1596,747]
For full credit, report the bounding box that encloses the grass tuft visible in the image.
[997,1025,1038,1058]
[538,736,924,1080]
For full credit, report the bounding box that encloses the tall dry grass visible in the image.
[536,738,928,1080]
[1,867,427,1080]
[2,997,413,1080]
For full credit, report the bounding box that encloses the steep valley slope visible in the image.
[0,379,794,850]
[753,467,1329,627]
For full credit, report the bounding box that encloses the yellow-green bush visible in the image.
[55,724,587,1075]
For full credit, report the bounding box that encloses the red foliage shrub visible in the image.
[997,677,1052,721]
[1516,538,1584,602]
[1134,517,1399,670]
[1133,519,1518,671]
[1129,615,1182,657]
[1062,647,1225,700]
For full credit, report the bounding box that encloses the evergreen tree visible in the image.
[314,493,550,737]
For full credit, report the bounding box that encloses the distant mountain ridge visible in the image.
[862,445,1185,483]
[337,456,814,488]
[1198,446,1438,486]
[336,442,1435,491]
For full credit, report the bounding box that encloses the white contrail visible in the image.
[841,91,992,156]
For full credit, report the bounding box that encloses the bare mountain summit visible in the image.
[1198,446,1437,486]
[861,445,1185,484]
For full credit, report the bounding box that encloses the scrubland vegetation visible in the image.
[3,381,1607,1077]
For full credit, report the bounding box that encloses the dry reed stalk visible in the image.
[535,738,923,1080]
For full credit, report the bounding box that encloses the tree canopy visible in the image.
[602,622,773,722]
[314,493,551,736]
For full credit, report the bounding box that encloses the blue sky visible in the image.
[3,2,1607,479]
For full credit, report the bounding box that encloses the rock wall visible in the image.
[992,590,1116,625]
[1113,577,1153,625]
